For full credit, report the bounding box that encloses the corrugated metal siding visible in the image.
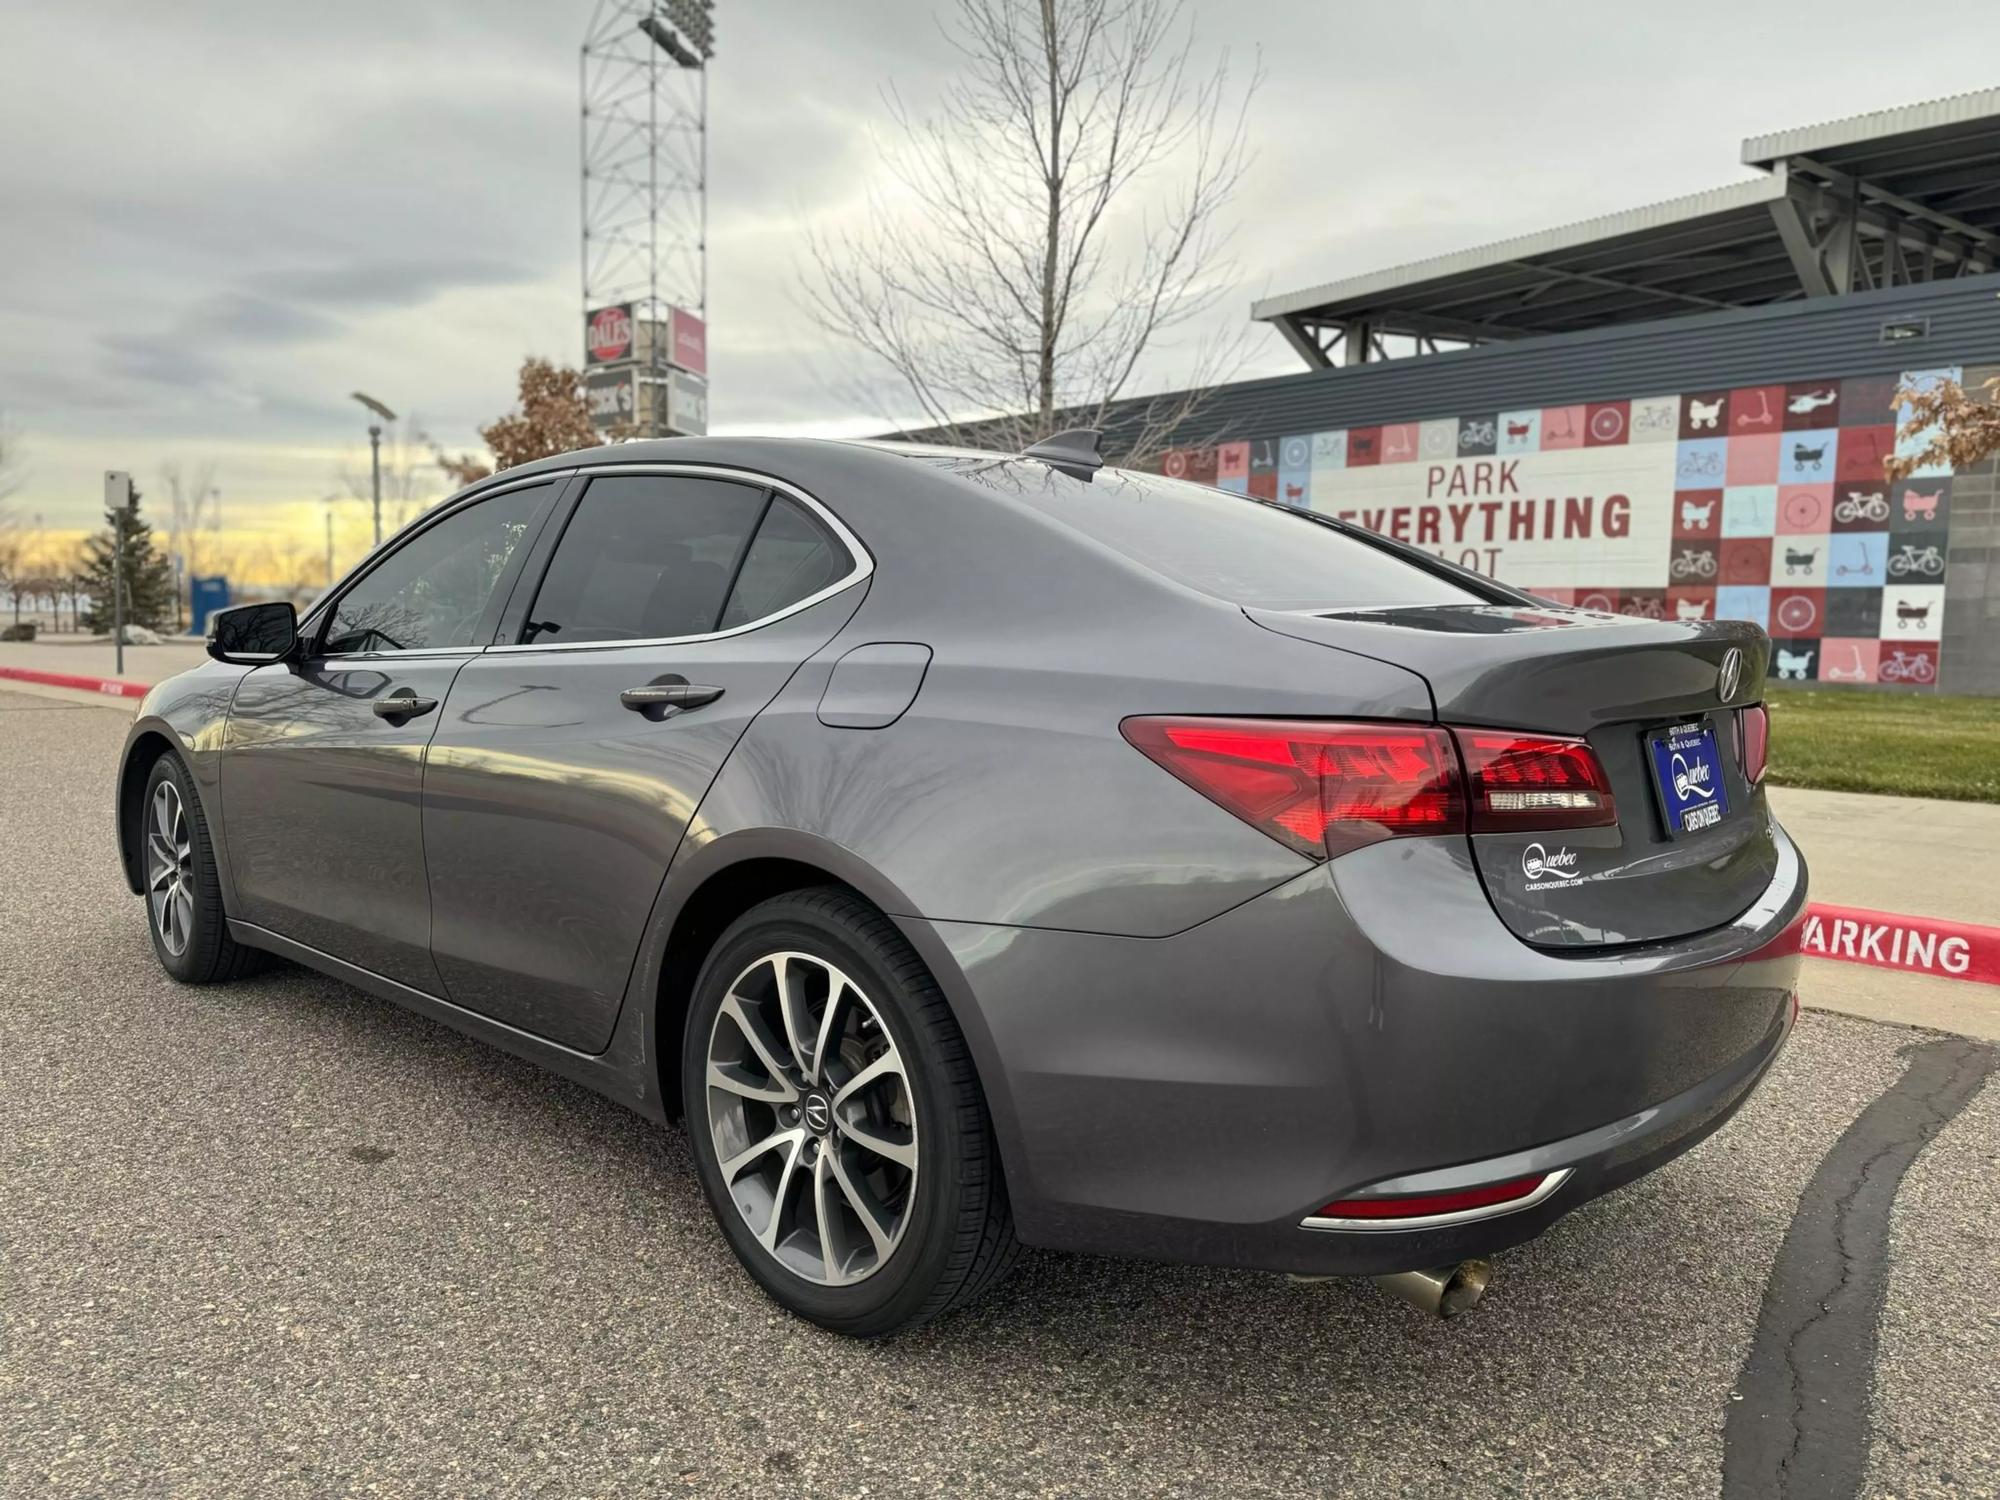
[1120,275,2000,452]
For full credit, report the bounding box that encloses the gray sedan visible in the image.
[115,433,1805,1336]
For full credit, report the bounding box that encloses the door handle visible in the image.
[372,692,438,721]
[620,683,724,717]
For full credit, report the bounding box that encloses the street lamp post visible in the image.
[350,392,399,547]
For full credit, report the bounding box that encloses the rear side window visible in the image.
[522,475,767,644]
[968,463,1481,610]
[718,497,847,629]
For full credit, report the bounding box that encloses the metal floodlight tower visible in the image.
[582,0,712,437]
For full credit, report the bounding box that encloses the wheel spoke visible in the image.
[808,976,849,1088]
[772,954,818,1081]
[756,1137,805,1251]
[147,837,176,888]
[172,886,194,945]
[835,1110,917,1171]
[718,994,799,1101]
[152,784,175,846]
[706,1059,792,1104]
[826,1144,897,1262]
[719,1125,802,1184]
[812,1151,848,1282]
[831,1048,902,1109]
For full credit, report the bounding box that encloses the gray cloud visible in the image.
[9,0,2000,529]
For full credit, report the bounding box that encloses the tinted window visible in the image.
[718,497,848,629]
[322,484,549,655]
[954,462,1482,610]
[523,475,766,644]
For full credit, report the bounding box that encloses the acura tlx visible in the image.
[116,430,1804,1336]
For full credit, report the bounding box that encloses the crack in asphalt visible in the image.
[1722,1035,1998,1500]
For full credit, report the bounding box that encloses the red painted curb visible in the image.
[0,665,151,700]
[1802,903,2000,987]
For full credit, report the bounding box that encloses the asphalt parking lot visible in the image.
[3,685,1996,1500]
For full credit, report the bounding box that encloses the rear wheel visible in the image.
[683,887,1018,1337]
[141,753,260,984]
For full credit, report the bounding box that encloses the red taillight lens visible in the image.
[1454,731,1616,831]
[1316,1173,1551,1222]
[1741,704,1769,785]
[1120,717,1464,859]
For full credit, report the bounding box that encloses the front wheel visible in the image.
[141,753,261,984]
[683,887,1018,1337]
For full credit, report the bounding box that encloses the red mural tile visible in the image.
[1770,586,1828,638]
[1673,490,1723,539]
[1720,536,1774,586]
[1667,586,1717,622]
[1727,385,1785,434]
[1585,400,1630,446]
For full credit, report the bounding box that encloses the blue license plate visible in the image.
[1647,720,1731,836]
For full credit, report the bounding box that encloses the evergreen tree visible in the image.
[81,484,175,634]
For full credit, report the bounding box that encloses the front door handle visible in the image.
[620,683,725,717]
[372,691,438,721]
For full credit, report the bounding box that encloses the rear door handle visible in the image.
[372,692,438,721]
[621,683,725,717]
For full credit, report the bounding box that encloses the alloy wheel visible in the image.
[704,951,918,1286]
[146,780,195,957]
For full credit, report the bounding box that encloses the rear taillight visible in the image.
[1741,704,1769,784]
[1119,717,1463,859]
[1455,731,1617,831]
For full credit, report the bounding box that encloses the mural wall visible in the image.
[1157,368,1961,688]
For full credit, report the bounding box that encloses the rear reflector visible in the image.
[1316,1173,1551,1222]
[1741,704,1769,785]
[1119,717,1463,859]
[1455,731,1616,832]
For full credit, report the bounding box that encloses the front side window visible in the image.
[321,484,550,655]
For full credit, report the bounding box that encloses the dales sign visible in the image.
[585,303,636,366]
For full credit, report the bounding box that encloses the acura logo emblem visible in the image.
[803,1095,831,1133]
[1718,648,1742,703]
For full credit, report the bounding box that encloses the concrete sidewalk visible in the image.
[0,636,209,684]
[1768,786,2000,1038]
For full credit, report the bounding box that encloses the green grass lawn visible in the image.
[1762,685,2000,802]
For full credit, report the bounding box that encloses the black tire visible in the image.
[682,886,1019,1337]
[140,753,262,985]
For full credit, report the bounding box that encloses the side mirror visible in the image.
[207,601,299,664]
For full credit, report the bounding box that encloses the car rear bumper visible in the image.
[905,824,1807,1276]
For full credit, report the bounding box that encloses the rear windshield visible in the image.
[943,460,1482,610]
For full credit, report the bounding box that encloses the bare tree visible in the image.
[157,460,220,629]
[336,414,447,536]
[802,0,1256,463]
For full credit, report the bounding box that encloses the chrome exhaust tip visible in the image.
[1369,1260,1492,1318]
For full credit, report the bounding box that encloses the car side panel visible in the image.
[117,660,250,899]
[690,602,1433,937]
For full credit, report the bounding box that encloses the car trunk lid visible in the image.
[1248,602,1777,948]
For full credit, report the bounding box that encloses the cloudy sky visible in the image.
[6,0,2000,560]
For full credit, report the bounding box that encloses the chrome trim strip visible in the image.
[315,649,484,664]
[484,463,874,655]
[1299,1166,1574,1234]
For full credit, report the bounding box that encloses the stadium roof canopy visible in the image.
[1254,88,2000,369]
